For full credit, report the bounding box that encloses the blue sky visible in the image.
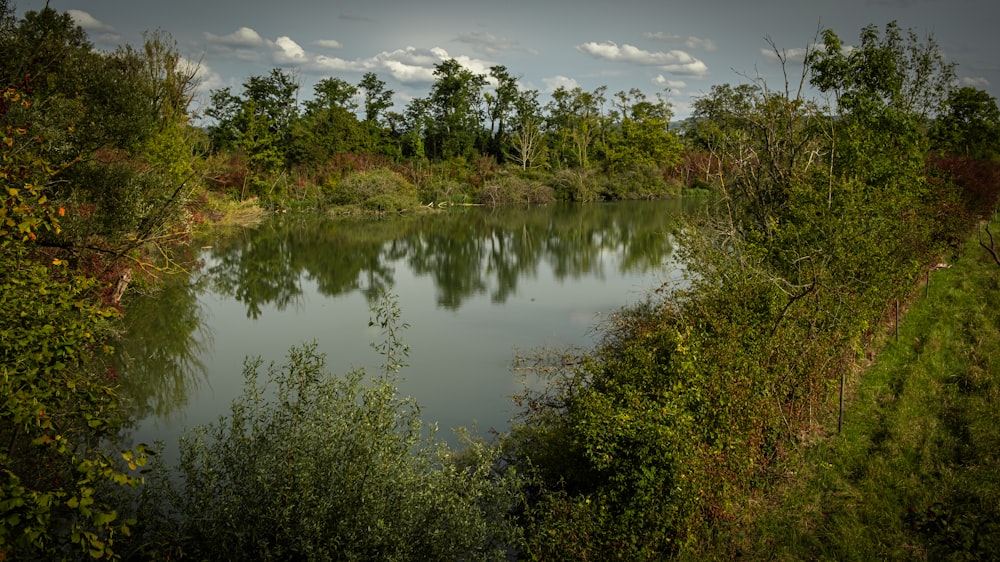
[14,0,1000,119]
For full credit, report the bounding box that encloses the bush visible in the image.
[601,164,678,200]
[550,168,602,202]
[328,167,418,210]
[126,341,524,561]
[480,175,555,206]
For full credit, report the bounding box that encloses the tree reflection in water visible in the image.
[116,199,695,430]
[203,201,685,315]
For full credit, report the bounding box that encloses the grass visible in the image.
[738,227,1000,561]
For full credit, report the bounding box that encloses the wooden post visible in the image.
[838,368,845,434]
[895,299,899,343]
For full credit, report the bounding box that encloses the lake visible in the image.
[116,200,696,454]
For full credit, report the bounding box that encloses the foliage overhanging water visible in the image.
[116,200,697,453]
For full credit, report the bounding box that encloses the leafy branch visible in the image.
[368,289,410,377]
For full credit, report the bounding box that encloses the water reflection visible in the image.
[203,201,682,316]
[115,266,211,421]
[117,200,694,432]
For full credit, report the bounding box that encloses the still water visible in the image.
[117,200,694,453]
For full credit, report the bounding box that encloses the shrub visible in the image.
[480,175,555,206]
[126,340,524,561]
[601,163,678,200]
[328,167,418,210]
[550,168,602,202]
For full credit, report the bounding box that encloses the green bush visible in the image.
[0,245,145,560]
[329,167,418,210]
[418,177,471,205]
[601,164,677,200]
[550,168,602,202]
[480,175,555,206]
[126,341,524,561]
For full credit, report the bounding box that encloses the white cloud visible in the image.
[577,41,708,76]
[274,36,307,63]
[310,46,489,83]
[68,10,114,32]
[383,59,437,83]
[961,76,991,88]
[643,32,717,53]
[448,55,494,76]
[199,26,497,85]
[543,75,579,93]
[653,75,687,90]
[313,55,376,73]
[313,39,344,50]
[205,27,268,48]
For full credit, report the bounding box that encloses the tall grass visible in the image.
[740,225,1000,560]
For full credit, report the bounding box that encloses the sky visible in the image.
[13,0,1000,120]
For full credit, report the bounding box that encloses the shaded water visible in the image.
[117,200,695,451]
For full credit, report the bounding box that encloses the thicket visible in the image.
[118,296,525,561]
[503,22,1000,559]
[0,3,196,558]
[741,214,1000,560]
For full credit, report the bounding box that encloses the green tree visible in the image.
[544,85,607,169]
[305,76,358,115]
[809,21,955,185]
[288,77,361,168]
[358,72,395,155]
[359,71,393,124]
[425,59,487,160]
[2,6,198,275]
[206,69,300,197]
[604,88,681,173]
[931,86,1000,160]
[483,65,519,160]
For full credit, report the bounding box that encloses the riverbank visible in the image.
[732,221,1000,560]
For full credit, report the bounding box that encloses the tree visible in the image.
[358,72,394,154]
[206,69,300,197]
[604,88,681,172]
[1,7,198,274]
[809,21,955,185]
[290,78,365,167]
[1,84,148,560]
[400,97,433,160]
[425,59,487,160]
[304,76,357,115]
[484,65,519,160]
[506,88,547,170]
[359,72,392,124]
[931,86,1000,160]
[544,86,606,169]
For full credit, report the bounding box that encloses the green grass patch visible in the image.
[740,229,1000,561]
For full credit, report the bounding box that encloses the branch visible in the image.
[980,222,1000,267]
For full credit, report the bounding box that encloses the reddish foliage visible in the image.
[927,153,1000,219]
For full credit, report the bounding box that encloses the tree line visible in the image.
[200,62,684,206]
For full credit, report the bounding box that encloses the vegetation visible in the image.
[741,217,1000,560]
[1,0,999,559]
[0,2,191,558]
[120,296,524,561]
[503,22,1000,560]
